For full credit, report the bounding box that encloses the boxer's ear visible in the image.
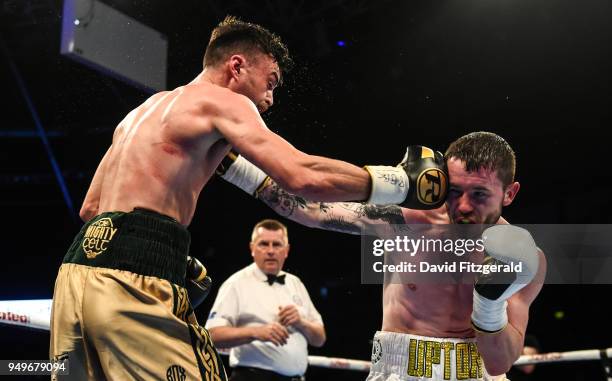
[229,54,245,80]
[503,182,520,206]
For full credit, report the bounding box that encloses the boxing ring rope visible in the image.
[307,355,371,371]
[1,300,611,378]
[216,348,612,371]
[513,348,612,366]
[306,348,612,371]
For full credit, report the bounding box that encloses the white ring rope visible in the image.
[0,300,610,373]
[306,348,612,371]
[308,356,371,371]
[513,348,612,366]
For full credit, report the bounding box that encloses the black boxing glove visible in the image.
[365,146,449,209]
[186,256,213,309]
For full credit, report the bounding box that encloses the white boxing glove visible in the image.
[471,225,540,333]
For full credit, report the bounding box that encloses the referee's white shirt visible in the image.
[205,263,324,376]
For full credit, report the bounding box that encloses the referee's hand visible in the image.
[253,322,289,346]
[278,305,302,327]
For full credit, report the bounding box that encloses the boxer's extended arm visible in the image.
[80,146,112,222]
[257,177,407,235]
[476,249,546,375]
[212,93,370,202]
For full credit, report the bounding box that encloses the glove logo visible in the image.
[81,217,118,259]
[371,337,383,364]
[417,168,448,205]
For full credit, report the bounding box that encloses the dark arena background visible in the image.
[1,0,611,380]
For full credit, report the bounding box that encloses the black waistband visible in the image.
[62,208,191,286]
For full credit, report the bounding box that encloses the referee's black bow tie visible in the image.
[266,274,286,285]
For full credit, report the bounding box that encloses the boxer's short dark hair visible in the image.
[445,131,516,187]
[203,16,293,84]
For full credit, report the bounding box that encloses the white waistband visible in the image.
[368,331,507,381]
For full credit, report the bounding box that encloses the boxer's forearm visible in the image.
[476,321,524,376]
[257,178,406,235]
[257,179,359,233]
[295,320,326,348]
[280,154,372,201]
[208,326,256,348]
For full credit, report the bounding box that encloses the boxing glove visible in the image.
[365,146,449,209]
[186,256,213,309]
[471,225,540,333]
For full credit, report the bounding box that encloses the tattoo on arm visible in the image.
[321,216,362,234]
[361,205,405,225]
[258,179,409,234]
[319,203,331,214]
[258,181,307,217]
[317,205,408,235]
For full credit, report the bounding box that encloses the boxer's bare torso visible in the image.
[89,82,232,225]
[383,282,475,337]
[382,208,478,337]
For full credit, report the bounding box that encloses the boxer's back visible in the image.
[96,82,232,225]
